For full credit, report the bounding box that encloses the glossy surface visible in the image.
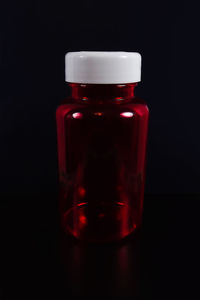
[56,84,149,242]
[3,194,197,299]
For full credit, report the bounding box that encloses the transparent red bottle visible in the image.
[56,52,149,242]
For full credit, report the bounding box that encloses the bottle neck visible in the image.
[70,83,137,104]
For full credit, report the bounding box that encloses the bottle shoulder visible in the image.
[56,97,149,119]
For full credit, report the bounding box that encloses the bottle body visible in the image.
[56,84,149,242]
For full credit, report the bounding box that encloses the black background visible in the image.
[1,0,200,195]
[1,1,200,299]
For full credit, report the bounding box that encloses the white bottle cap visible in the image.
[65,51,141,84]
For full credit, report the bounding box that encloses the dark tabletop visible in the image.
[2,193,199,299]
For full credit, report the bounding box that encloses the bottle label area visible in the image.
[57,102,149,242]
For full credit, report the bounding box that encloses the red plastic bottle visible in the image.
[56,52,149,242]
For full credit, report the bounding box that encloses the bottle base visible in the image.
[61,202,139,243]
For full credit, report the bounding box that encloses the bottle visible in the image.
[56,51,149,242]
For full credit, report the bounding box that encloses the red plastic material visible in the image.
[56,83,149,242]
